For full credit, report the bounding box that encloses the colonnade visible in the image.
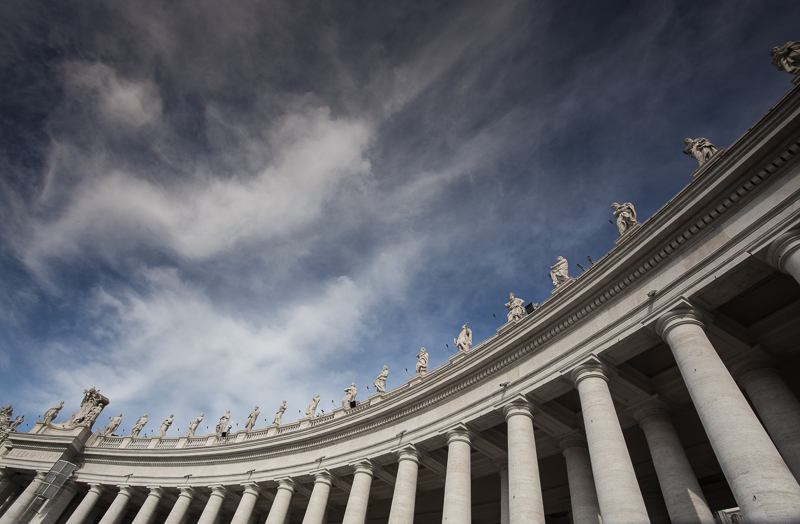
[5,234,800,523]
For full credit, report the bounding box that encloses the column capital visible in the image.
[655,305,705,341]
[87,484,106,495]
[569,358,615,387]
[310,470,332,486]
[726,346,777,384]
[115,485,134,497]
[208,485,230,499]
[766,230,800,273]
[177,486,195,498]
[240,483,262,497]
[393,444,420,465]
[557,429,588,452]
[350,459,374,476]
[628,396,672,425]
[275,478,295,493]
[442,424,471,445]
[499,394,535,421]
[145,486,164,498]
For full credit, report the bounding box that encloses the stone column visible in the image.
[387,446,419,524]
[502,396,545,524]
[342,460,373,524]
[31,481,79,524]
[64,485,105,524]
[0,470,17,507]
[164,487,195,524]
[632,398,714,524]
[732,352,800,482]
[265,479,294,524]
[558,432,601,524]
[97,486,134,524]
[197,486,228,524]
[301,472,331,524]
[441,425,471,524]
[131,487,164,524]
[0,485,22,519]
[497,465,509,524]
[767,230,800,285]
[232,484,262,524]
[657,306,800,522]
[0,471,47,524]
[571,361,649,524]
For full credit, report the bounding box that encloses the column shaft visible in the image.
[232,484,261,524]
[302,473,331,524]
[387,447,419,524]
[64,485,104,524]
[31,483,78,524]
[658,309,800,522]
[97,487,133,524]
[131,487,163,524]
[503,398,545,524]
[441,427,471,524]
[342,462,373,524]
[164,488,195,524]
[572,363,649,524]
[560,438,601,524]
[265,480,294,524]
[636,406,713,524]
[498,467,509,524]
[197,487,227,524]
[739,366,800,481]
[0,472,47,524]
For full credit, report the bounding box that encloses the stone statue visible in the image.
[505,293,526,322]
[342,383,358,408]
[683,137,718,168]
[0,406,13,429]
[416,348,429,375]
[611,202,638,236]
[245,406,260,431]
[306,395,320,418]
[273,401,287,425]
[374,366,389,393]
[131,414,148,437]
[104,414,123,436]
[8,415,23,431]
[550,257,570,287]
[215,411,231,436]
[85,405,103,426]
[65,387,109,427]
[771,41,800,75]
[187,413,204,437]
[158,414,174,438]
[42,401,64,424]
[454,323,473,352]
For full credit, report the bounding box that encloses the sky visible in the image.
[1,0,798,437]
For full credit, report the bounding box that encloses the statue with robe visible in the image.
[65,387,109,427]
[245,406,260,431]
[273,401,287,425]
[454,323,473,352]
[187,413,204,437]
[215,410,231,436]
[683,137,718,167]
[104,414,123,436]
[158,414,174,438]
[131,414,148,437]
[550,257,570,287]
[42,401,64,424]
[8,415,23,431]
[505,293,526,322]
[611,202,638,236]
[374,366,389,393]
[0,406,13,429]
[342,383,358,408]
[771,41,800,75]
[306,395,320,418]
[416,348,429,375]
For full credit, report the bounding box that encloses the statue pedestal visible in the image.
[332,407,347,419]
[407,375,425,387]
[368,393,386,405]
[448,351,468,364]
[690,147,725,179]
[551,278,576,295]
[298,417,312,429]
[614,222,642,245]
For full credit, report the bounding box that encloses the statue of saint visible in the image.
[273,401,287,425]
[374,366,389,393]
[683,137,718,168]
[416,348,429,375]
[306,395,320,418]
[342,383,358,408]
[505,293,526,322]
[65,387,109,427]
[8,415,23,431]
[215,411,231,436]
[454,323,473,352]
[104,414,123,436]
[771,41,800,75]
[187,413,204,437]
[158,414,174,438]
[0,406,12,429]
[245,406,260,431]
[131,414,148,437]
[42,401,65,425]
[550,257,570,287]
[611,202,638,236]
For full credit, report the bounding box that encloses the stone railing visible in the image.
[276,422,301,435]
[216,434,237,445]
[156,438,179,449]
[185,437,207,448]
[310,414,335,427]
[97,437,123,448]
[246,429,270,441]
[127,438,150,450]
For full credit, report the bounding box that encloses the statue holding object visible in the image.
[683,137,718,168]
[273,401,287,425]
[374,366,389,393]
[505,293,526,322]
[611,202,638,236]
[454,323,473,352]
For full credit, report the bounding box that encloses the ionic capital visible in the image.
[569,358,615,387]
[275,478,295,493]
[766,230,800,273]
[499,394,535,422]
[393,445,419,465]
[311,470,332,487]
[350,459,374,477]
[655,306,705,341]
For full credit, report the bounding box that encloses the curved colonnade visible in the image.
[4,75,800,524]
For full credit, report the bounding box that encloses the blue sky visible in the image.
[1,0,798,436]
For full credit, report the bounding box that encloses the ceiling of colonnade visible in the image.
[1,0,800,436]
